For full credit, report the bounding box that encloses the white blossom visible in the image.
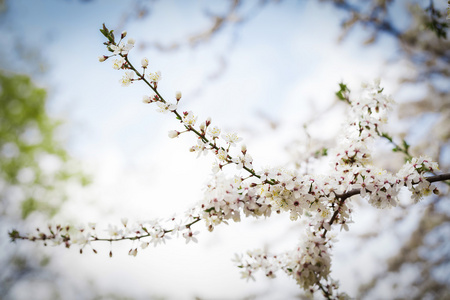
[190,139,208,157]
[119,71,134,87]
[182,230,199,244]
[182,111,197,126]
[222,132,242,146]
[156,102,177,114]
[207,126,221,138]
[141,57,149,68]
[148,71,162,83]
[215,149,228,162]
[112,57,125,70]
[110,40,134,55]
[106,224,123,237]
[233,153,253,170]
[142,95,153,104]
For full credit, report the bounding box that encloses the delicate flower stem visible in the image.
[317,281,332,300]
[11,217,202,244]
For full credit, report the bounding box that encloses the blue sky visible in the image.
[0,0,424,299]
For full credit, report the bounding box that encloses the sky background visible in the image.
[0,0,436,299]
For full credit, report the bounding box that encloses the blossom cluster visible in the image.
[397,156,439,202]
[233,230,350,300]
[10,25,448,300]
[333,78,394,172]
[197,174,271,232]
[235,229,333,288]
[331,79,439,209]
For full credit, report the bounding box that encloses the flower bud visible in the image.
[141,57,149,68]
[199,122,206,131]
[121,31,127,39]
[175,91,182,101]
[98,55,107,62]
[241,144,247,154]
[142,95,152,104]
[129,248,138,257]
[168,130,179,138]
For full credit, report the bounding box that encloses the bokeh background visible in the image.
[0,0,449,299]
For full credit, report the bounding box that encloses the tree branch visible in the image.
[336,173,450,201]
[321,172,450,238]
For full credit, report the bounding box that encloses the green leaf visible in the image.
[9,229,20,242]
[100,24,116,44]
[381,132,393,142]
[402,139,410,151]
[335,82,350,103]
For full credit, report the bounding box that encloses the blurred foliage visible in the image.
[0,71,90,299]
[0,71,90,219]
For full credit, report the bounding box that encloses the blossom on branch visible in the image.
[109,40,134,55]
[182,111,198,126]
[148,71,162,83]
[9,24,450,300]
[119,71,134,87]
[221,132,242,146]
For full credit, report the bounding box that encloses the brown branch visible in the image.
[335,173,450,202]
[426,173,450,183]
[321,172,450,238]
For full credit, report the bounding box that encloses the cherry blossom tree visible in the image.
[9,23,450,299]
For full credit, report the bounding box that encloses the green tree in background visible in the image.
[0,71,89,218]
[0,71,89,299]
